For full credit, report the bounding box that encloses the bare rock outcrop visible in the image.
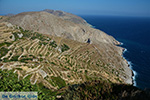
[6,11,119,45]
[43,9,89,26]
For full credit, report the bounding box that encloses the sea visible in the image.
[81,15,150,90]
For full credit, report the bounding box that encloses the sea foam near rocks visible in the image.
[128,61,137,87]
[122,48,137,86]
[120,42,124,46]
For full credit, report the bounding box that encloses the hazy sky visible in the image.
[0,0,150,17]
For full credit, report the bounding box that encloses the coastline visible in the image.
[121,44,136,86]
[85,21,134,85]
[82,16,150,89]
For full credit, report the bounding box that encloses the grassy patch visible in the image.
[0,69,57,99]
[51,76,66,88]
[0,47,9,58]
[10,55,19,61]
[0,42,12,47]
[50,62,56,65]
[49,41,57,48]
[61,44,70,52]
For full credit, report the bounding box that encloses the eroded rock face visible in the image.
[2,10,132,84]
[6,11,119,45]
[43,9,89,26]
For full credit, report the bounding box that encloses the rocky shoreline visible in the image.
[121,45,134,85]
[86,22,133,85]
[88,23,133,85]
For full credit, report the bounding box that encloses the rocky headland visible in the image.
[0,9,132,89]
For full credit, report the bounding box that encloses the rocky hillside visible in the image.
[0,22,131,91]
[0,10,132,85]
[0,9,133,87]
[4,11,120,45]
[43,9,90,26]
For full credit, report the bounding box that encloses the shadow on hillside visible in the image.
[57,80,150,100]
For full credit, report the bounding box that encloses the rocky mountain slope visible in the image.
[0,22,131,90]
[43,9,90,26]
[0,9,132,88]
[4,11,120,45]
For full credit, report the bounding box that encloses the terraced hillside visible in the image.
[0,22,130,90]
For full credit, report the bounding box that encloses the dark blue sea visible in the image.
[81,15,150,90]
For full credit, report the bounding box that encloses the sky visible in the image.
[0,0,150,17]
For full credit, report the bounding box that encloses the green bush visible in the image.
[20,57,32,62]
[0,42,12,47]
[0,47,9,58]
[50,62,56,65]
[0,43,5,47]
[39,41,48,46]
[0,69,57,99]
[51,76,66,88]
[3,58,9,62]
[10,56,19,61]
[49,41,57,48]
[61,44,70,52]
